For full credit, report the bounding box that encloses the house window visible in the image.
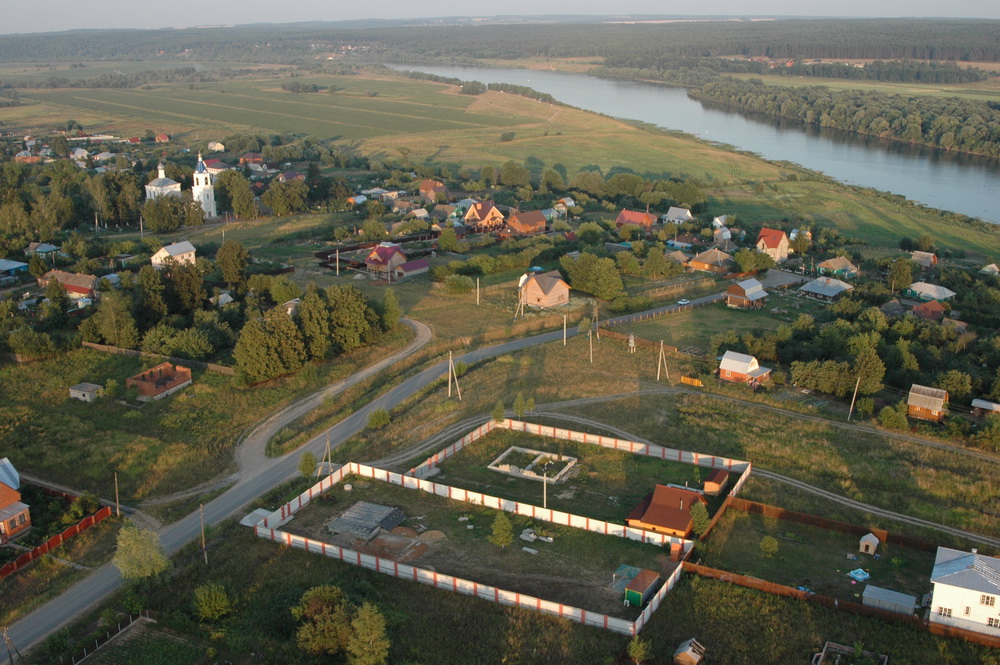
[965,607,971,616]
[18,514,25,524]
[725,370,731,377]
[7,519,15,531]
[982,595,996,607]
[989,618,1000,628]
[937,607,952,617]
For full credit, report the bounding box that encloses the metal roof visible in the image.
[932,546,1000,595]
[735,278,767,300]
[908,282,956,300]
[0,458,19,491]
[908,384,947,411]
[799,277,853,298]
[159,241,196,257]
[863,584,917,608]
[972,399,1000,412]
[720,350,758,374]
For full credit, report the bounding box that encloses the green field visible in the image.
[729,72,1000,102]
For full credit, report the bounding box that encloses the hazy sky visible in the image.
[7,1,1000,34]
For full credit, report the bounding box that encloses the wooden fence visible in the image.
[0,506,113,579]
[81,341,235,376]
[65,611,153,664]
[597,327,679,352]
[601,294,723,329]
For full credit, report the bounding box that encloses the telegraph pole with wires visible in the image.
[3,626,27,665]
[317,435,333,477]
[447,351,463,401]
[656,340,670,382]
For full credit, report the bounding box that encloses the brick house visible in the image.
[506,210,547,236]
[626,485,707,538]
[615,209,657,230]
[689,248,733,274]
[419,179,449,204]
[719,350,771,385]
[726,278,768,309]
[0,458,31,544]
[907,384,948,422]
[464,201,505,232]
[126,362,193,401]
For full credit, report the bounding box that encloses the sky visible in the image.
[6,1,1000,34]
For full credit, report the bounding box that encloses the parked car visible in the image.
[677,298,690,305]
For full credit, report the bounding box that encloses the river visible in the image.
[390,63,999,223]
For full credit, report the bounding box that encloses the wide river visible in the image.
[392,63,999,223]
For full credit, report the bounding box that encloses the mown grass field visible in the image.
[728,72,1000,102]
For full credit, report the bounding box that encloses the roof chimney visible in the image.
[679,500,684,510]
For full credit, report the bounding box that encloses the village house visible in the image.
[365,242,407,275]
[615,209,658,231]
[518,270,570,309]
[980,263,999,276]
[392,199,415,214]
[431,204,456,220]
[203,159,232,175]
[726,278,768,309]
[904,282,956,302]
[277,171,305,183]
[151,241,196,270]
[930,546,1000,636]
[712,215,729,229]
[144,163,182,200]
[702,469,729,496]
[971,399,1000,418]
[239,152,264,165]
[154,133,170,143]
[393,258,430,281]
[553,197,575,217]
[69,382,104,403]
[719,350,771,385]
[126,362,193,401]
[712,227,731,245]
[756,227,791,263]
[880,299,907,317]
[39,270,98,299]
[419,179,449,204]
[0,259,28,278]
[464,201,505,233]
[667,233,702,251]
[912,299,947,321]
[626,484,707,538]
[907,384,948,422]
[689,248,733,274]
[799,276,854,302]
[665,250,691,267]
[506,210,547,237]
[817,256,859,279]
[207,140,225,152]
[911,250,938,269]
[662,206,693,224]
[25,242,62,257]
[0,458,31,544]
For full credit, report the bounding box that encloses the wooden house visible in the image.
[615,209,657,230]
[0,458,31,544]
[971,399,1000,418]
[726,278,768,309]
[518,271,569,309]
[39,270,98,299]
[703,469,729,496]
[907,384,948,422]
[419,179,449,203]
[626,485,707,538]
[719,350,771,385]
[365,243,407,275]
[912,299,946,321]
[799,276,853,302]
[911,250,938,269]
[673,638,706,665]
[464,201,505,232]
[689,248,733,274]
[756,227,790,263]
[506,210,547,236]
[126,362,193,401]
[860,532,879,555]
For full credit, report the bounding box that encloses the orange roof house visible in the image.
[154,133,170,143]
[615,209,657,230]
[0,458,31,544]
[689,248,733,274]
[626,485,707,538]
[464,201,505,232]
[126,362,193,401]
[364,242,407,274]
[756,227,790,263]
[419,179,450,204]
[912,299,946,321]
[39,270,98,298]
[506,210,547,236]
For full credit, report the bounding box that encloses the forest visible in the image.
[690,78,1000,158]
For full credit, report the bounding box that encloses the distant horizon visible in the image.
[5,6,1000,37]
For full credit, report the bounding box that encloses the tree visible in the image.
[298,289,332,360]
[790,232,812,256]
[347,602,390,665]
[878,402,910,430]
[627,636,652,664]
[513,392,526,419]
[292,585,353,657]
[887,258,914,291]
[193,583,232,623]
[853,347,886,395]
[759,535,779,559]
[689,501,711,536]
[437,227,462,253]
[166,262,206,314]
[262,179,309,216]
[368,408,390,429]
[591,257,625,300]
[136,265,168,326]
[142,196,184,232]
[936,369,972,400]
[215,170,255,218]
[916,234,935,252]
[92,291,140,348]
[492,400,505,423]
[299,451,317,478]
[234,310,307,384]
[380,288,401,330]
[326,285,381,352]
[488,511,513,548]
[28,253,47,279]
[216,240,250,291]
[113,525,169,581]
[499,160,530,187]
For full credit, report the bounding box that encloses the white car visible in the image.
[677,299,690,306]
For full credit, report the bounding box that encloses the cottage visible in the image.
[203,159,233,175]
[277,171,304,183]
[863,585,917,616]
[712,215,729,229]
[419,179,449,204]
[0,458,31,544]
[726,278,768,309]
[930,546,1000,635]
[971,399,1000,418]
[518,270,570,309]
[0,259,28,277]
[626,485,707,538]
[907,384,948,422]
[25,242,61,257]
[663,207,693,224]
[911,250,938,269]
[464,201,505,232]
[703,469,729,496]
[392,199,415,214]
[799,276,854,302]
[667,234,701,251]
[151,241,196,270]
[506,210,547,236]
[912,299,947,321]
[980,263,999,276]
[859,532,879,555]
[393,258,430,280]
[154,133,170,143]
[126,362,193,401]
[365,243,407,275]
[239,152,264,164]
[712,227,732,244]
[880,299,906,317]
[817,256,859,279]
[207,140,225,152]
[719,350,771,385]
[615,209,658,230]
[689,248,733,274]
[39,270,98,299]
[624,569,661,607]
[673,638,706,665]
[905,282,956,302]
[69,382,104,403]
[665,250,690,266]
[347,194,368,206]
[756,227,791,263]
[431,204,456,220]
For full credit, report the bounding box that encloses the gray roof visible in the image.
[908,282,956,300]
[0,458,19,491]
[799,277,853,298]
[692,248,732,267]
[147,177,179,188]
[0,259,28,272]
[932,546,1000,595]
[70,382,103,393]
[863,584,917,608]
[972,399,1000,413]
[908,384,947,411]
[160,241,196,257]
[818,256,858,273]
[735,278,767,300]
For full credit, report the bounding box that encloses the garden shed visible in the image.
[862,584,917,615]
[703,469,729,496]
[673,638,705,665]
[68,382,103,403]
[859,532,879,555]
[624,569,661,608]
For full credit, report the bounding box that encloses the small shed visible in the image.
[624,569,661,608]
[859,532,879,555]
[971,399,1000,418]
[69,382,104,403]
[703,469,729,496]
[673,638,706,665]
[862,584,917,615]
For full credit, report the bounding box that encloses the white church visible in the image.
[144,154,216,220]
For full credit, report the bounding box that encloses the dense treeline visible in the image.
[393,68,560,104]
[690,78,1000,158]
[0,67,213,90]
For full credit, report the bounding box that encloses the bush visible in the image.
[856,397,875,418]
[759,535,779,559]
[444,274,474,294]
[878,403,909,431]
[367,408,390,429]
[194,583,232,623]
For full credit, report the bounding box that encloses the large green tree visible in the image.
[216,240,250,291]
[112,525,169,581]
[297,288,332,360]
[347,603,390,665]
[292,585,353,657]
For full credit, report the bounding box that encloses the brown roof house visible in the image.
[689,248,733,274]
[365,243,407,275]
[719,350,771,385]
[518,270,569,309]
[126,362,193,402]
[506,210,547,236]
[626,485,707,538]
[907,384,948,422]
[40,270,98,299]
[817,256,859,279]
[703,469,729,497]
[756,227,791,263]
[0,458,31,544]
[464,201,505,232]
[726,278,768,309]
[615,209,658,230]
[911,250,938,269]
[912,299,947,321]
[419,179,450,204]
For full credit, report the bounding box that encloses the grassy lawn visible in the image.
[728,72,1000,103]
[87,624,207,665]
[0,325,413,501]
[282,474,671,619]
[702,509,936,602]
[432,429,732,522]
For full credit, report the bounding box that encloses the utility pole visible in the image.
[336,249,340,277]
[657,340,670,382]
[476,277,480,306]
[847,376,862,422]
[543,471,548,509]
[447,351,463,401]
[3,626,26,665]
[94,212,99,235]
[589,329,593,364]
[563,314,567,346]
[200,504,208,565]
[114,471,120,517]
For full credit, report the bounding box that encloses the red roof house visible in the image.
[756,228,790,263]
[626,485,707,538]
[154,133,170,143]
[0,458,31,544]
[464,201,505,232]
[912,299,946,321]
[39,270,98,298]
[365,242,407,274]
[615,209,658,230]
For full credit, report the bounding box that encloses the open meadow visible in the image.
[727,72,1000,102]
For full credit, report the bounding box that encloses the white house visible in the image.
[151,241,196,269]
[663,206,693,223]
[930,546,1000,635]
